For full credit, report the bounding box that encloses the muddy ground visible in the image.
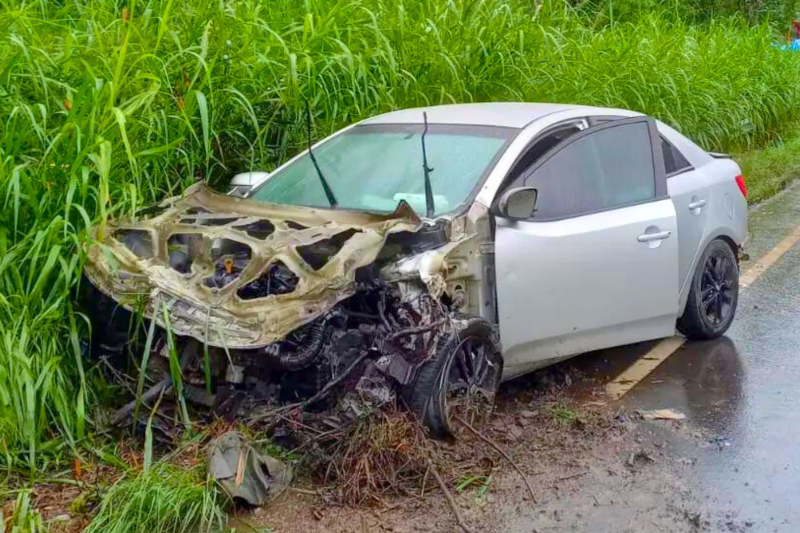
[228,364,739,533]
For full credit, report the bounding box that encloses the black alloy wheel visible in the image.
[678,239,739,340]
[440,332,503,431]
[700,248,736,326]
[404,317,503,437]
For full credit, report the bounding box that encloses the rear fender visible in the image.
[678,228,744,316]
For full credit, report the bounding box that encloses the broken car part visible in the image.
[82,181,497,435]
[208,431,292,506]
[83,183,422,349]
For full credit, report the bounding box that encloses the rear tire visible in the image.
[403,317,503,437]
[677,239,739,340]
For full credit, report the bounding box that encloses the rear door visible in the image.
[495,117,680,379]
[659,134,709,298]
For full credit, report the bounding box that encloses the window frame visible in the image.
[589,115,694,179]
[502,116,667,222]
[660,134,694,178]
[500,119,589,188]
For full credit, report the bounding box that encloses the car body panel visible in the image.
[475,108,745,349]
[360,102,582,128]
[495,198,680,380]
[660,123,746,313]
[665,166,711,306]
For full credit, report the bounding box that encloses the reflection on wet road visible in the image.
[623,240,800,531]
[626,337,745,435]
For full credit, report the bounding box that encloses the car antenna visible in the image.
[421,112,435,218]
[305,101,338,208]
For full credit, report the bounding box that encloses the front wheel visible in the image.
[677,239,739,340]
[403,317,503,437]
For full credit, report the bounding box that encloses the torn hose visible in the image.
[278,319,328,371]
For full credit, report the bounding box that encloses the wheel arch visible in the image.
[678,230,741,316]
[716,234,739,259]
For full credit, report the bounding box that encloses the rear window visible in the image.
[661,137,692,176]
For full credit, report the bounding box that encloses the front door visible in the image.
[494,117,679,379]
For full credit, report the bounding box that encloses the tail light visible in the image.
[735,175,748,200]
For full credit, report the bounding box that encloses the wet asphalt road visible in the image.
[566,183,800,531]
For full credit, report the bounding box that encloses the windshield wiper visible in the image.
[420,112,435,218]
[305,102,338,208]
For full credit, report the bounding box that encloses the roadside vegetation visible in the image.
[738,127,800,203]
[83,462,225,533]
[3,0,800,530]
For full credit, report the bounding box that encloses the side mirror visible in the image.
[228,171,271,197]
[497,187,538,220]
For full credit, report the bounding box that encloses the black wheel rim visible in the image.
[700,250,736,326]
[441,334,501,431]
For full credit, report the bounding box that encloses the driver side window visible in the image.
[505,123,584,184]
[520,120,657,220]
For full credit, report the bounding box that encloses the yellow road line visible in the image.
[605,337,686,400]
[739,225,800,289]
[606,220,800,400]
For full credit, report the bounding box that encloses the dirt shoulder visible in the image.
[231,366,735,533]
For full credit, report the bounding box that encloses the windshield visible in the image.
[248,124,515,216]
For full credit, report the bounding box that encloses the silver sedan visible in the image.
[87,102,747,436]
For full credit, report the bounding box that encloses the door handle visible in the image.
[638,230,672,243]
[688,199,707,210]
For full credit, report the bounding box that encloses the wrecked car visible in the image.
[82,103,748,436]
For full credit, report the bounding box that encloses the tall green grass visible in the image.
[2,0,800,473]
[575,0,800,25]
[83,463,226,533]
[0,490,46,533]
[737,126,800,203]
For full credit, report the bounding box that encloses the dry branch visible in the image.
[455,415,537,503]
[425,457,473,533]
[109,376,172,427]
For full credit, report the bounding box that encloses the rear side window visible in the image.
[522,121,656,220]
[661,137,692,176]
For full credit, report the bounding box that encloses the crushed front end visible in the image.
[82,183,500,432]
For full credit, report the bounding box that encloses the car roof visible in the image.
[359,102,623,129]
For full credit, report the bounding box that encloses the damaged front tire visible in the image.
[403,317,503,437]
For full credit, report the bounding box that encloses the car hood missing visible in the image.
[83,183,422,349]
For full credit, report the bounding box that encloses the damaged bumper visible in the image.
[84,183,422,349]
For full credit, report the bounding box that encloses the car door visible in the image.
[494,116,680,379]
